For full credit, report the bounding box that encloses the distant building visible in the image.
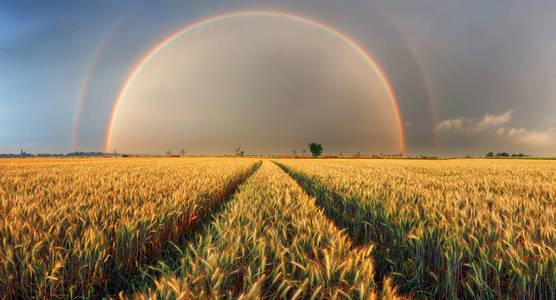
[20,149,32,157]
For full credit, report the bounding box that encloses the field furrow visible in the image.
[275,159,556,299]
[137,161,400,299]
[0,157,259,299]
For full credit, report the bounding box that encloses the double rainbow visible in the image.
[104,10,406,153]
[73,12,135,151]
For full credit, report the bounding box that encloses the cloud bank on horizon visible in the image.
[437,110,555,156]
[1,0,555,156]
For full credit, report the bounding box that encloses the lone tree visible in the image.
[308,143,323,157]
[486,152,494,157]
[180,149,186,156]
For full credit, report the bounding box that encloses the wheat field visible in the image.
[0,157,257,298]
[137,161,399,299]
[276,159,556,299]
[0,157,554,299]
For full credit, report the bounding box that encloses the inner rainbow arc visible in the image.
[105,10,406,154]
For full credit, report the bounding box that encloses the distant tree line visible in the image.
[0,150,122,158]
[486,152,527,158]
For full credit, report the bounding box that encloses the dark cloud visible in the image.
[1,0,555,155]
[375,0,556,154]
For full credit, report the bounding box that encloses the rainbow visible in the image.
[73,16,131,151]
[105,10,406,153]
[371,4,437,150]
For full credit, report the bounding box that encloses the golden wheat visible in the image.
[277,158,556,299]
[2,157,553,299]
[0,157,257,298]
[137,161,400,299]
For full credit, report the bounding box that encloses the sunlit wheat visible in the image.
[0,157,257,298]
[138,161,400,299]
[277,158,555,299]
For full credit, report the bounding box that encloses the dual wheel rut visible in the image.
[130,161,398,299]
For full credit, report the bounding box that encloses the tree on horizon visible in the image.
[308,143,323,157]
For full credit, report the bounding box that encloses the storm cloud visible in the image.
[1,0,555,156]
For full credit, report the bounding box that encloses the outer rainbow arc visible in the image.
[370,3,437,151]
[73,14,133,151]
[73,30,117,151]
[105,10,406,154]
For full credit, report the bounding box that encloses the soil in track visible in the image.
[135,161,400,299]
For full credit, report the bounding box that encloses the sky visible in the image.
[1,0,555,156]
